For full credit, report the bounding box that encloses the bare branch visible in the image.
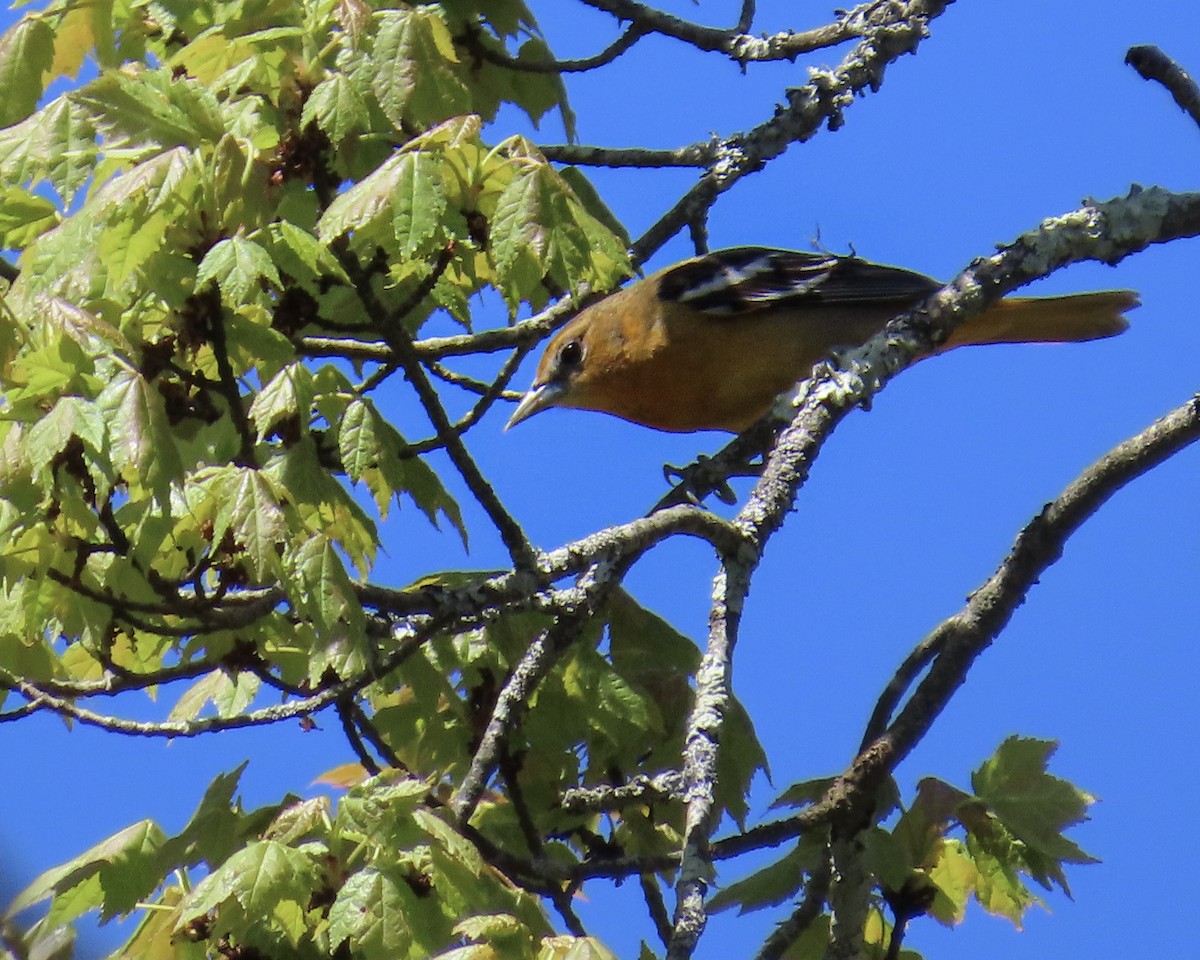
[659,184,1200,948]
[826,834,871,960]
[539,143,714,169]
[642,873,674,948]
[458,20,648,74]
[561,770,684,813]
[871,390,1200,786]
[0,624,431,738]
[577,0,928,65]
[357,503,745,622]
[710,388,1200,863]
[299,279,592,367]
[1126,44,1200,130]
[668,560,751,959]
[633,0,953,260]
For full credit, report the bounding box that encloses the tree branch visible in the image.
[660,184,1200,948]
[450,561,623,822]
[560,770,684,813]
[711,388,1200,862]
[459,20,648,74]
[668,560,751,959]
[1126,44,1200,130]
[577,0,926,65]
[753,853,832,960]
[333,247,536,567]
[632,0,953,261]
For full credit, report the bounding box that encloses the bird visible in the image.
[504,246,1139,434]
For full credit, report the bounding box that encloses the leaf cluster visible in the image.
[709,737,1096,957]
[0,0,630,709]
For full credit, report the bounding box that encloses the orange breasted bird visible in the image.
[505,247,1139,434]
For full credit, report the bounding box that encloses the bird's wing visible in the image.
[655,247,942,316]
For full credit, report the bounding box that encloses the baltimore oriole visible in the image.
[505,247,1139,434]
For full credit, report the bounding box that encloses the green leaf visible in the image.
[336,774,430,841]
[209,466,289,580]
[339,397,466,541]
[257,442,379,577]
[249,362,315,440]
[926,839,977,927]
[708,833,826,915]
[287,533,367,643]
[10,819,168,924]
[196,236,282,306]
[537,936,619,960]
[0,95,97,204]
[489,161,568,307]
[48,0,108,79]
[414,807,485,877]
[163,763,255,870]
[887,777,972,876]
[15,147,198,303]
[439,0,539,39]
[207,132,271,234]
[315,149,410,242]
[263,796,332,846]
[453,913,527,943]
[971,737,1097,879]
[716,698,770,829]
[97,361,182,503]
[265,220,350,284]
[370,8,470,129]
[558,167,630,249]
[75,67,225,152]
[110,885,197,960]
[168,670,235,722]
[212,670,261,717]
[0,184,59,247]
[392,150,449,256]
[965,832,1038,926]
[507,38,574,133]
[301,72,370,147]
[339,395,387,482]
[328,867,418,960]
[771,777,838,811]
[487,149,630,310]
[0,15,55,127]
[23,395,106,476]
[177,839,320,931]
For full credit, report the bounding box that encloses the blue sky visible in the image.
[3,2,1199,958]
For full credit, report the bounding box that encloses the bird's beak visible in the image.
[505,381,567,431]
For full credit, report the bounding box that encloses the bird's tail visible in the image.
[942,290,1139,349]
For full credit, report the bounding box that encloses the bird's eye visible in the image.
[558,338,584,369]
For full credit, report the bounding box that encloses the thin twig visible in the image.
[753,853,832,960]
[642,873,674,948]
[338,696,382,775]
[459,21,647,73]
[450,565,614,821]
[334,247,536,567]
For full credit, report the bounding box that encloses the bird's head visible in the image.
[505,311,599,430]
